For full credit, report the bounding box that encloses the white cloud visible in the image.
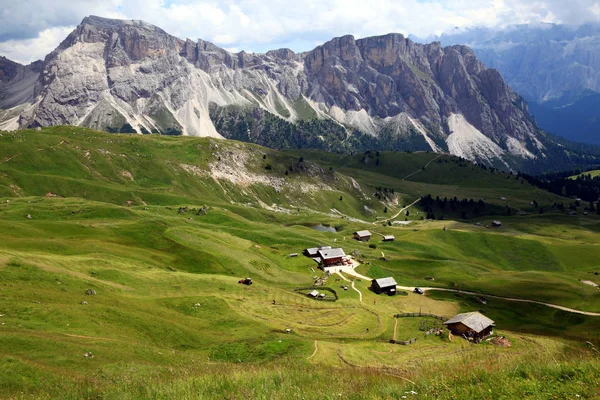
[0,27,75,64]
[2,0,600,64]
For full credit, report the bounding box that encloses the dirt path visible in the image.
[402,153,443,181]
[342,268,372,282]
[350,282,363,303]
[396,286,600,317]
[307,340,318,360]
[339,269,600,317]
[376,198,421,225]
[62,333,115,341]
[393,318,398,341]
[337,272,363,303]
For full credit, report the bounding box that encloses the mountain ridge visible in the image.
[423,22,600,104]
[0,15,548,168]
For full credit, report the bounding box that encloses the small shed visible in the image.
[491,221,503,227]
[354,230,372,241]
[304,246,332,257]
[318,248,346,266]
[370,277,397,295]
[307,290,319,298]
[443,312,495,342]
[382,235,395,242]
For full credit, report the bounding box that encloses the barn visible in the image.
[370,277,397,295]
[382,235,395,242]
[354,230,372,241]
[443,312,495,342]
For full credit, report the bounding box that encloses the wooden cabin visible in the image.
[318,248,346,266]
[304,246,331,257]
[354,230,372,241]
[370,277,397,295]
[443,312,495,342]
[382,235,395,242]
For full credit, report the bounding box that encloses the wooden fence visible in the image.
[395,312,445,320]
[425,328,443,336]
[390,337,417,345]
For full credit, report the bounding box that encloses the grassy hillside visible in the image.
[570,169,600,179]
[0,127,599,398]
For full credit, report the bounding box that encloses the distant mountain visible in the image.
[0,16,562,169]
[418,23,600,104]
[410,23,600,146]
[528,90,600,145]
[0,57,43,104]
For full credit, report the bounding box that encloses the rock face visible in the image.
[0,15,546,167]
[0,57,43,130]
[432,23,600,104]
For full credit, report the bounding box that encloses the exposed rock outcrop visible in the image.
[0,15,546,167]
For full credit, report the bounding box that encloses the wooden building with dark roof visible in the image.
[443,312,495,341]
[370,277,397,295]
[354,230,372,241]
[318,248,346,266]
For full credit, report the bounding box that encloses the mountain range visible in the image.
[411,23,600,145]
[0,16,584,170]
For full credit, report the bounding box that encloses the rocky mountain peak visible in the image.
[0,16,547,168]
[0,56,22,83]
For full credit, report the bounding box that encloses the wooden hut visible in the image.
[443,312,495,342]
[354,230,372,241]
[370,277,397,295]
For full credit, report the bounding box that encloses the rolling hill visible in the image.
[0,127,599,398]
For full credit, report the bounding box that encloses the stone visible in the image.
[81,301,88,305]
[84,289,97,296]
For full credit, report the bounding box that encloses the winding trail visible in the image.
[402,153,443,181]
[337,272,363,303]
[307,340,318,360]
[393,318,398,341]
[408,287,600,317]
[376,198,420,225]
[341,270,600,317]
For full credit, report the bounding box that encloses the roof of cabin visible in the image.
[372,277,397,287]
[318,248,346,259]
[443,312,495,333]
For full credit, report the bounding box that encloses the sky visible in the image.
[1,0,600,64]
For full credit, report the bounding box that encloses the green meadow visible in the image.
[0,127,598,399]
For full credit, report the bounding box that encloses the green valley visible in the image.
[0,127,598,399]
